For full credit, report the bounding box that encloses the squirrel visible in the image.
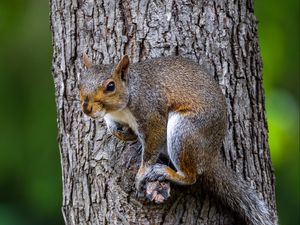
[79,54,275,225]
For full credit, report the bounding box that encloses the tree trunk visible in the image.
[50,0,277,224]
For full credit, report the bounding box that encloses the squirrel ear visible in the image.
[115,55,130,82]
[83,53,93,68]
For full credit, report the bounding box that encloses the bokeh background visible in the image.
[0,0,298,225]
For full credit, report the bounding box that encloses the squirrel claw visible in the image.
[145,181,170,203]
[135,171,171,203]
[135,175,147,196]
[135,181,171,204]
[135,164,170,203]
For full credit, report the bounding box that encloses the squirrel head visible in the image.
[79,54,130,118]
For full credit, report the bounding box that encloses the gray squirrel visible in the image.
[79,54,275,225]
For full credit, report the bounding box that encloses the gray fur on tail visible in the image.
[203,159,277,225]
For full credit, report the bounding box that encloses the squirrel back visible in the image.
[127,56,225,115]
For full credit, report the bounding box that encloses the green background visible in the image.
[0,1,298,225]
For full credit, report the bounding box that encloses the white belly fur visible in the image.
[104,108,139,133]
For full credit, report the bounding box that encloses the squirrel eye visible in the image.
[106,81,115,92]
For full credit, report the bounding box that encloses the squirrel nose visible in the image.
[83,102,93,115]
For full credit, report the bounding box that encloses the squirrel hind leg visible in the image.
[164,113,200,185]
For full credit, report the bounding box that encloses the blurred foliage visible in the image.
[0,0,298,225]
[255,1,300,225]
[0,0,63,225]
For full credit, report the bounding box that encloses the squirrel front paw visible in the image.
[108,123,138,141]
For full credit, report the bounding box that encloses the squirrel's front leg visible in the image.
[135,116,167,192]
[104,118,137,141]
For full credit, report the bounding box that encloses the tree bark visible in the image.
[50,0,277,224]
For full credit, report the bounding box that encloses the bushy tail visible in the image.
[203,159,276,225]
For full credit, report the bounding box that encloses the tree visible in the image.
[50,0,277,224]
